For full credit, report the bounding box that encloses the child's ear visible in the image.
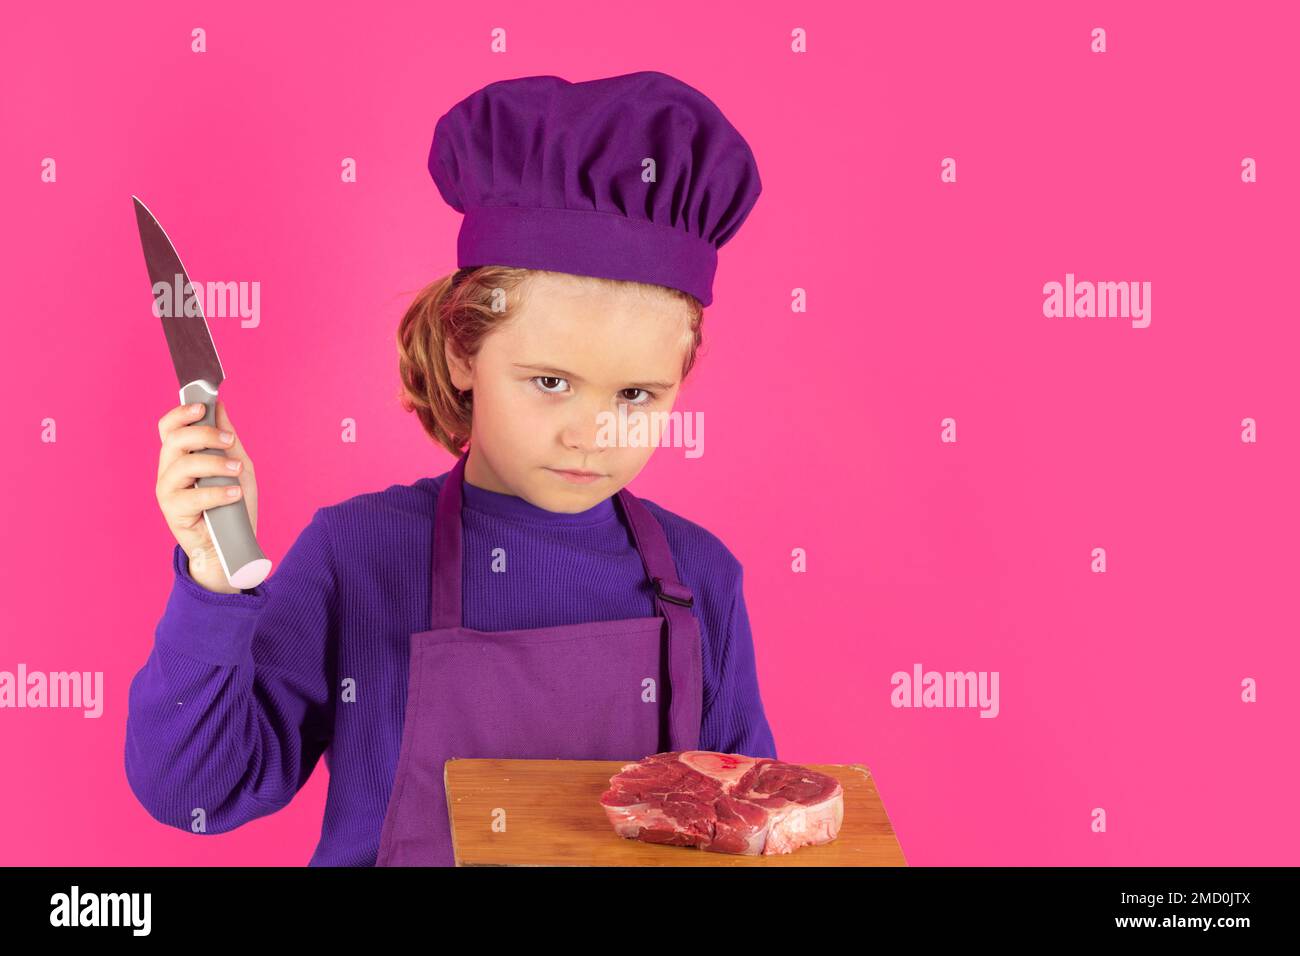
[444,341,474,390]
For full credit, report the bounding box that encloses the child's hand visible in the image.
[155,399,260,594]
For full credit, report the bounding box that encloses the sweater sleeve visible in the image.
[702,564,778,760]
[124,508,337,835]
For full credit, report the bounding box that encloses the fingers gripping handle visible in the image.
[181,381,273,589]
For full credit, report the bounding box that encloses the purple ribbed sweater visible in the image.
[125,469,777,865]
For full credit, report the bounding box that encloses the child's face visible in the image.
[447,272,692,513]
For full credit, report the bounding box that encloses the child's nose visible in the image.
[560,405,609,452]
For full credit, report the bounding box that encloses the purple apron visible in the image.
[374,451,703,866]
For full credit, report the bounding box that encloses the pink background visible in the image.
[3,1,1297,865]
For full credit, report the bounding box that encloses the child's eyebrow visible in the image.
[513,363,676,391]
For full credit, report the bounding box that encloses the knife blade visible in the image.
[133,195,272,589]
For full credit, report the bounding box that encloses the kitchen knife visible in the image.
[132,195,272,589]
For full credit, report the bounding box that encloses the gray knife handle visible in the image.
[181,380,273,590]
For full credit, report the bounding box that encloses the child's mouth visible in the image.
[547,468,604,484]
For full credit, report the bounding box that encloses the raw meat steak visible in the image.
[599,751,844,856]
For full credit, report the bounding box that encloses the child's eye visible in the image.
[532,375,568,394]
[530,377,657,405]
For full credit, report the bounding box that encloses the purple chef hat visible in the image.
[428,70,761,307]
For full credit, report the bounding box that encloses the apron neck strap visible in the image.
[430,449,696,630]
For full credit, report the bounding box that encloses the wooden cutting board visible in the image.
[445,758,907,866]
